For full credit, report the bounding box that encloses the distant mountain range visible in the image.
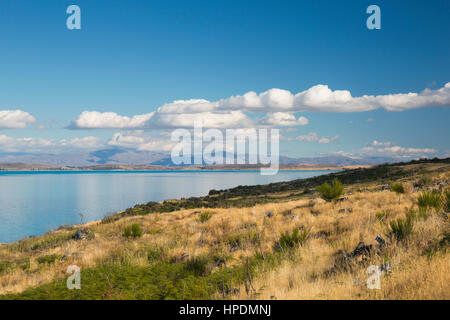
[0,147,398,167]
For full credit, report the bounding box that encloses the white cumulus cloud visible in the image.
[0,110,36,129]
[69,111,154,129]
[261,112,309,127]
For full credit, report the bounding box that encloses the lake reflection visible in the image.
[0,170,335,243]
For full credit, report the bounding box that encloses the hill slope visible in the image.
[0,158,449,300]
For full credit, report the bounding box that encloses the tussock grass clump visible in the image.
[198,211,213,223]
[417,191,442,212]
[123,224,143,238]
[278,227,310,251]
[316,178,344,202]
[389,215,414,241]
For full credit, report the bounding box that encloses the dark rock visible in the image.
[73,228,94,241]
[350,241,373,258]
[266,212,274,218]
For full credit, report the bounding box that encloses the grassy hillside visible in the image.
[0,158,449,299]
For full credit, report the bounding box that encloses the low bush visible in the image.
[390,182,405,194]
[316,178,344,202]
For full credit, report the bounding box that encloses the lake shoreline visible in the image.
[0,163,371,172]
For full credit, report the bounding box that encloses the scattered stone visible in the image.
[72,228,94,241]
[327,236,388,275]
[350,241,373,258]
[375,235,386,247]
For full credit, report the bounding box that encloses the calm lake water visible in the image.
[0,170,335,243]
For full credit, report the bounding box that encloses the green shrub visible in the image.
[389,216,414,241]
[417,191,442,212]
[123,224,143,238]
[390,182,405,194]
[390,182,405,204]
[131,224,143,238]
[37,254,60,265]
[316,178,344,202]
[278,227,310,251]
[198,211,213,223]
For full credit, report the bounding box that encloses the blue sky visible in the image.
[0,0,449,159]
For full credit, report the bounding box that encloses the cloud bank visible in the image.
[68,83,450,130]
[0,135,102,153]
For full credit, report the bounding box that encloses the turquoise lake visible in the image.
[0,170,335,243]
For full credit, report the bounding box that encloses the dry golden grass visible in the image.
[0,166,449,299]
